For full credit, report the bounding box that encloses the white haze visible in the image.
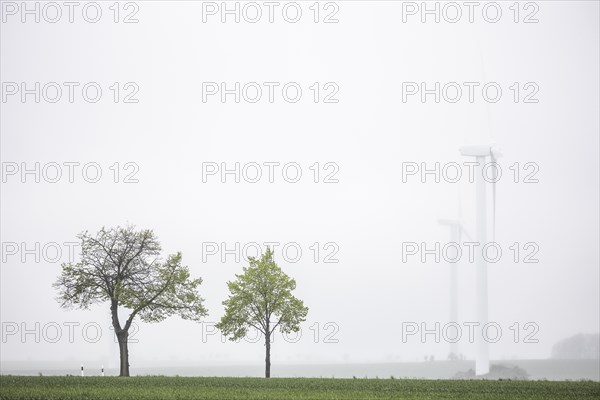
[0,1,598,377]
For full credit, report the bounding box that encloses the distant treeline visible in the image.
[552,333,600,359]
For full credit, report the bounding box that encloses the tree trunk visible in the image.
[111,301,130,377]
[265,330,271,378]
[117,330,130,377]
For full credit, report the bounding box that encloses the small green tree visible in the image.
[53,226,208,376]
[216,248,308,378]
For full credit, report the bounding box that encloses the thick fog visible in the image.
[1,1,598,378]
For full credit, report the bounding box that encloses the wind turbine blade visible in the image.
[491,153,497,243]
[458,184,463,221]
[457,171,473,241]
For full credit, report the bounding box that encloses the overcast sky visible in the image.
[1,1,598,372]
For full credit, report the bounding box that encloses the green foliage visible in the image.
[119,253,207,323]
[216,247,308,340]
[1,376,599,400]
[53,225,208,325]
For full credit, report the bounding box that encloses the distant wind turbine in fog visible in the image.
[459,144,501,376]
[438,192,472,360]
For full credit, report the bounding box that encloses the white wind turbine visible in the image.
[438,193,472,360]
[459,144,501,375]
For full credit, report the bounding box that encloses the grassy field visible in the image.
[1,376,599,400]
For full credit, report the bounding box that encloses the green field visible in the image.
[1,376,599,400]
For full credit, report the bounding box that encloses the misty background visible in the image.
[1,1,598,378]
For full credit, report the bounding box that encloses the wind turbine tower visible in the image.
[459,144,501,376]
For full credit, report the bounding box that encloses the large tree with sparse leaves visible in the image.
[53,225,208,376]
[216,248,308,378]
